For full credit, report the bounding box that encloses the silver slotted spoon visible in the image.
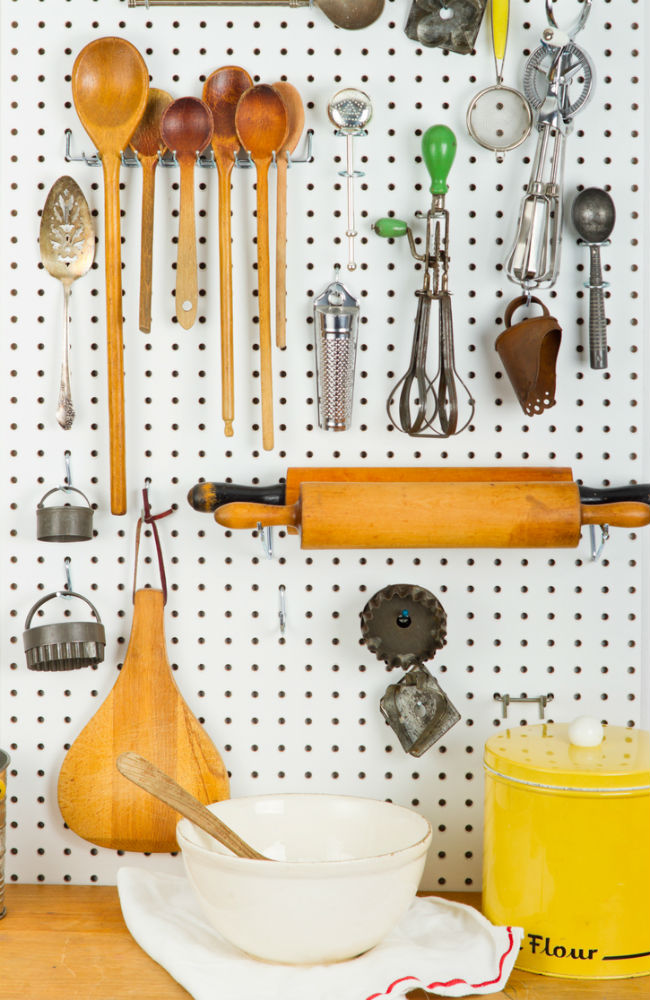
[39,176,95,430]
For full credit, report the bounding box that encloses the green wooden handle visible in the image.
[422,125,456,195]
[374,217,408,238]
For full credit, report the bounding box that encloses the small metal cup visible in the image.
[0,749,9,919]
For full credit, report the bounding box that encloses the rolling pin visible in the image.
[214,481,650,549]
[189,467,650,513]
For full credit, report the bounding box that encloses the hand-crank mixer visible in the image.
[374,125,475,439]
[188,467,650,550]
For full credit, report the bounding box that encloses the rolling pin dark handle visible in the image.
[187,481,286,513]
[579,484,650,507]
[588,244,608,370]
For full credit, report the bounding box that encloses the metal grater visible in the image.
[313,276,360,431]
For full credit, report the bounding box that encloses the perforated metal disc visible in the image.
[466,84,533,155]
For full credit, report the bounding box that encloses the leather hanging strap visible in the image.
[132,484,174,604]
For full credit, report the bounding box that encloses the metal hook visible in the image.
[60,450,73,493]
[257,522,274,560]
[494,692,554,719]
[63,556,73,596]
[278,585,287,634]
[589,523,609,562]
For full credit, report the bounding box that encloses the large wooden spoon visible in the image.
[71,37,149,515]
[161,97,214,330]
[130,88,173,333]
[203,67,253,437]
[272,82,305,351]
[116,752,268,859]
[235,86,288,451]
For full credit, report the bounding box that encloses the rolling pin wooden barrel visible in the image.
[214,481,650,549]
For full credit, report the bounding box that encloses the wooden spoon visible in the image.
[130,88,173,333]
[235,86,288,451]
[203,66,253,437]
[272,82,305,350]
[117,752,268,860]
[160,97,214,330]
[71,37,149,515]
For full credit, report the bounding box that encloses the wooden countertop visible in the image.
[1,885,648,1000]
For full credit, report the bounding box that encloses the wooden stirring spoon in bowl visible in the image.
[117,752,268,860]
[203,66,253,437]
[130,88,173,333]
[71,37,149,515]
[235,86,288,451]
[272,82,305,350]
[161,97,214,330]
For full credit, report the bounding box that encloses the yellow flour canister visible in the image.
[482,720,650,979]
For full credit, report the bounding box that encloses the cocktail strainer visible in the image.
[466,0,532,161]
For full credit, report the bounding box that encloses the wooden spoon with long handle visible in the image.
[203,67,253,437]
[71,37,149,515]
[235,86,288,451]
[117,752,268,860]
[161,97,214,330]
[130,88,173,333]
[272,82,305,350]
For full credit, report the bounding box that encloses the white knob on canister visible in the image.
[568,716,604,747]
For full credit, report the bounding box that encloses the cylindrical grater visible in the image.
[313,275,360,431]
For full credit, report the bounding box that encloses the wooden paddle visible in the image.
[161,97,214,330]
[58,589,229,852]
[71,38,149,515]
[272,82,305,350]
[130,88,173,333]
[235,85,289,451]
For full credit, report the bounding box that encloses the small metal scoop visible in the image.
[328,89,373,272]
[571,187,615,370]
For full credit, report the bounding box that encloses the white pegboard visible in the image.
[1,0,647,890]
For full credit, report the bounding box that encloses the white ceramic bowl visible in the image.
[176,792,432,964]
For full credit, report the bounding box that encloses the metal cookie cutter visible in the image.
[360,583,460,756]
[36,486,94,542]
[23,590,106,671]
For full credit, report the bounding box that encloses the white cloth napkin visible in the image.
[117,867,522,1000]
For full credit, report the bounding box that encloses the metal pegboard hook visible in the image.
[278,585,287,634]
[62,556,73,597]
[257,522,274,560]
[61,450,73,493]
[64,128,139,167]
[589,523,609,562]
[494,693,554,720]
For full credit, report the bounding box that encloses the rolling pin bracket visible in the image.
[589,523,609,562]
[65,127,314,171]
[257,522,274,559]
[494,692,554,720]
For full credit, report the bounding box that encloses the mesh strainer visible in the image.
[466,0,532,161]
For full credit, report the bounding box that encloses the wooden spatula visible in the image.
[58,588,229,852]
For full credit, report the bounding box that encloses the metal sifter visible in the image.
[466,0,532,161]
